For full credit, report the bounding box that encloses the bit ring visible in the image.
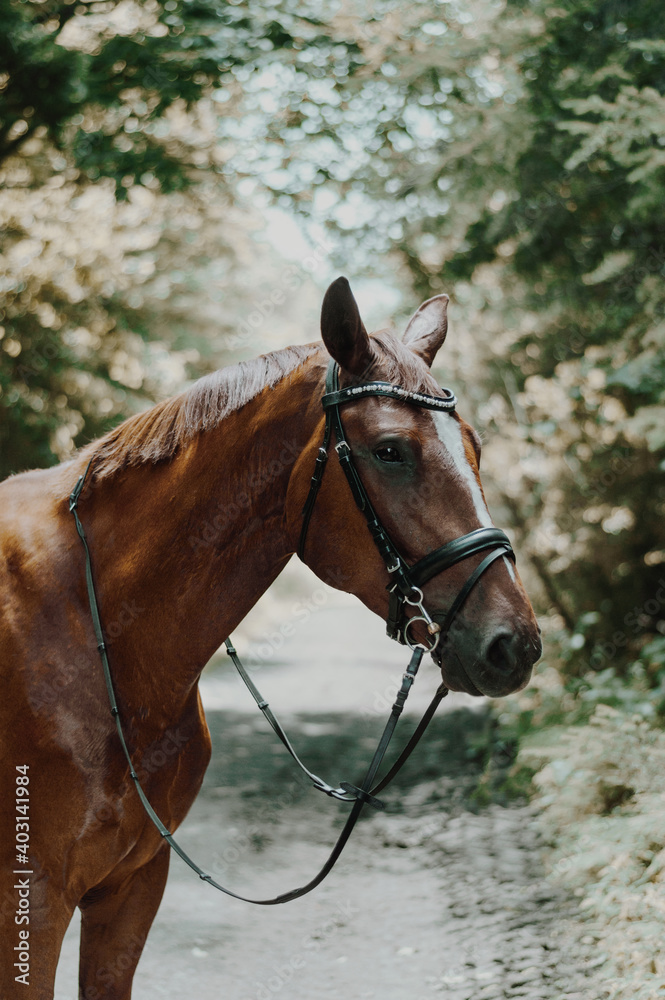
[404,615,441,653]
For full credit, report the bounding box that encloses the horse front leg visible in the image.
[0,874,75,1000]
[78,845,170,1000]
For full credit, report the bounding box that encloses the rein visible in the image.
[68,359,514,905]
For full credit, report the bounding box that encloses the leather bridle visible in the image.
[68,358,517,906]
[299,360,515,655]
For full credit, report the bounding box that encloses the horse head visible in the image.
[290,277,541,698]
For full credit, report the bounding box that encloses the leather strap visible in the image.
[224,637,448,807]
[410,528,514,587]
[386,529,514,643]
[67,492,436,903]
[225,639,366,803]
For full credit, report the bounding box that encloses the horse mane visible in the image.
[89,345,318,480]
[87,331,433,481]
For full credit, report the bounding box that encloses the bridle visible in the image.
[68,357,516,906]
[299,361,515,655]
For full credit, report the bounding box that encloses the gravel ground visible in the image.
[53,569,609,1000]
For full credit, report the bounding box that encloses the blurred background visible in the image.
[2,1,665,994]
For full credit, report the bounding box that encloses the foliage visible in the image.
[470,0,665,676]
[490,642,665,998]
[0,167,262,474]
[225,0,665,682]
[520,703,665,1000]
[0,0,312,192]
[0,0,325,478]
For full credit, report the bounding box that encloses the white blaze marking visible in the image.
[503,555,516,582]
[432,412,493,528]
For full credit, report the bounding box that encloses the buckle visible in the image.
[68,474,85,512]
[339,782,385,810]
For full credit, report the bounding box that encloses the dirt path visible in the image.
[53,569,606,1000]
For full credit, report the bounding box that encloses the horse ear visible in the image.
[321,276,376,377]
[402,294,449,367]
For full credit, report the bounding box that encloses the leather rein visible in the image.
[68,359,514,905]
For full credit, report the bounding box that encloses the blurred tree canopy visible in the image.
[1,0,664,686]
[227,0,665,687]
[0,0,337,475]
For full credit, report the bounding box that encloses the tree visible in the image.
[444,0,665,677]
[0,0,318,477]
[0,0,313,190]
[224,0,665,680]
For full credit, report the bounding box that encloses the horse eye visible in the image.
[374,446,404,464]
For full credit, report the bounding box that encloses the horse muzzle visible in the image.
[433,625,542,698]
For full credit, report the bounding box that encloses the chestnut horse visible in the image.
[0,278,540,999]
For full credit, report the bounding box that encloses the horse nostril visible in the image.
[486,631,518,674]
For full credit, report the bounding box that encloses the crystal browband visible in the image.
[322,381,457,412]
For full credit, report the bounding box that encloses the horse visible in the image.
[0,277,541,999]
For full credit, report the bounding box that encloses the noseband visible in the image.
[299,360,515,654]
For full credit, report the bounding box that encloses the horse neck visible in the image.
[79,361,322,706]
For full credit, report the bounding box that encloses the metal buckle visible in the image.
[68,474,85,512]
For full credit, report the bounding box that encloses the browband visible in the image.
[322,382,457,412]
